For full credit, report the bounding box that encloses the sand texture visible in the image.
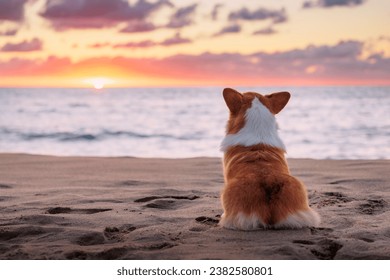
[0,154,389,260]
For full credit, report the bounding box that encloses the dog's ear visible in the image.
[266,91,290,114]
[223,88,243,114]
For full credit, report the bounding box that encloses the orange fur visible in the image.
[220,88,320,230]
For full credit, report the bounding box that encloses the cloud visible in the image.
[229,7,287,24]
[1,40,388,85]
[112,33,191,48]
[40,0,172,30]
[211,4,223,20]
[0,0,28,22]
[223,6,287,37]
[113,40,157,49]
[0,28,18,36]
[120,20,158,33]
[160,32,191,46]
[120,3,198,33]
[214,24,241,37]
[1,38,42,52]
[89,43,110,48]
[303,0,365,8]
[253,26,277,35]
[166,3,197,28]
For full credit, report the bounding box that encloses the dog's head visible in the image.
[222,88,290,135]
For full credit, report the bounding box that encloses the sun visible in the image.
[84,77,113,89]
[94,80,105,89]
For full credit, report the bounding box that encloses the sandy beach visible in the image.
[0,153,389,260]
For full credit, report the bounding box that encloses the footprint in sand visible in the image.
[313,192,352,208]
[293,237,342,260]
[74,225,137,247]
[189,216,220,232]
[144,200,177,210]
[310,227,334,235]
[46,207,112,214]
[76,232,105,246]
[65,247,128,260]
[292,240,316,245]
[134,195,199,210]
[195,216,219,226]
[358,199,387,215]
[310,239,343,260]
[0,226,47,241]
[103,225,136,242]
[293,227,342,259]
[143,242,175,250]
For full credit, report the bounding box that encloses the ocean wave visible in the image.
[1,129,202,142]
[23,132,97,141]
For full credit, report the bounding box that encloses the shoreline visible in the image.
[0,153,389,259]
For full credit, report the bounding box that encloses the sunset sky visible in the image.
[0,0,389,87]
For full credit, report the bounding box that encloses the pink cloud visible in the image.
[0,28,18,36]
[253,26,277,35]
[229,7,288,24]
[89,43,110,48]
[40,0,172,30]
[223,6,287,38]
[211,4,223,20]
[113,40,157,49]
[120,20,158,33]
[214,24,241,37]
[303,0,365,9]
[1,38,42,52]
[99,33,191,49]
[0,0,28,22]
[159,32,191,46]
[166,3,197,28]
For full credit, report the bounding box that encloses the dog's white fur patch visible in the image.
[220,209,320,230]
[273,209,321,229]
[219,212,266,231]
[220,98,286,152]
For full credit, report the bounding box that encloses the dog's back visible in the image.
[220,88,320,230]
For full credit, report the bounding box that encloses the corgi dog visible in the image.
[220,88,320,230]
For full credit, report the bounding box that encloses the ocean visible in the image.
[0,86,389,159]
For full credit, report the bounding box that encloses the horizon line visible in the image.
[1,84,389,89]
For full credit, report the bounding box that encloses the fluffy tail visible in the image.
[273,208,321,229]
